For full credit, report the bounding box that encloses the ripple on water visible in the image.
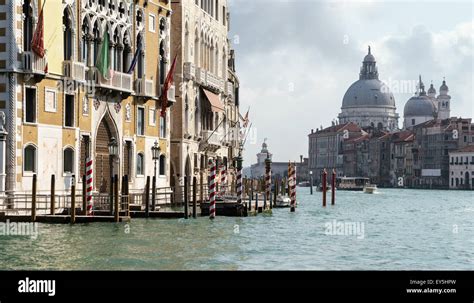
[0,188,473,270]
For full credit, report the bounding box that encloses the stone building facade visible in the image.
[0,0,175,194]
[449,145,474,189]
[170,0,241,196]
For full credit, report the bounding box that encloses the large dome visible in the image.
[342,79,396,108]
[404,95,436,117]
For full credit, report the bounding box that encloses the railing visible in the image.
[207,73,221,91]
[201,130,222,146]
[91,68,133,92]
[226,81,234,97]
[196,67,207,85]
[22,51,47,74]
[183,62,195,81]
[135,78,155,97]
[63,60,86,82]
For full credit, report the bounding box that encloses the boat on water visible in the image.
[363,184,378,194]
[274,195,291,208]
[317,184,331,192]
[297,181,311,187]
[337,177,370,191]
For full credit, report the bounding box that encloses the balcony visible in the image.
[135,78,155,98]
[206,73,222,91]
[63,61,86,83]
[183,62,195,81]
[91,68,133,93]
[196,67,207,86]
[202,130,222,146]
[226,81,234,97]
[22,51,47,75]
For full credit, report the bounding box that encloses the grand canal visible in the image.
[0,188,473,270]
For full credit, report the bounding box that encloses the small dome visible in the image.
[404,95,437,117]
[440,80,449,93]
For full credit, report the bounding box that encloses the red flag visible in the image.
[31,3,45,58]
[160,53,178,118]
[242,109,249,128]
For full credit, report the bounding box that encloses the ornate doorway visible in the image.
[95,114,118,193]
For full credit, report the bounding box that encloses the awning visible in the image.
[202,88,224,112]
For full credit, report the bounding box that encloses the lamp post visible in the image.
[309,170,313,195]
[108,137,119,175]
[151,140,161,179]
[108,137,119,214]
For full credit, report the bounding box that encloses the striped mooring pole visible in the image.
[220,164,227,197]
[265,154,272,209]
[86,157,94,215]
[290,162,297,212]
[209,158,216,219]
[236,154,243,204]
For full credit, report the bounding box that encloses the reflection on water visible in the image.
[0,188,473,270]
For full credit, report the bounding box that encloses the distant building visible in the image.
[308,122,364,184]
[247,141,290,180]
[449,145,474,189]
[411,118,473,188]
[390,131,415,187]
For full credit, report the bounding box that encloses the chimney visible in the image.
[311,129,314,134]
[300,155,303,163]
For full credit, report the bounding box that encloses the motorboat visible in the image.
[363,184,378,194]
[274,194,291,208]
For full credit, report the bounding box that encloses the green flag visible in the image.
[96,31,111,80]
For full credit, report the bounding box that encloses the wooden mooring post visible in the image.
[145,176,150,218]
[192,176,197,219]
[322,168,327,207]
[70,175,76,224]
[109,175,114,215]
[331,169,336,205]
[31,174,37,222]
[82,175,87,215]
[114,174,119,222]
[184,176,189,219]
[152,175,156,211]
[50,174,55,215]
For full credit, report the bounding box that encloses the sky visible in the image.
[228,0,474,165]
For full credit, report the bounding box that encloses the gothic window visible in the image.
[23,0,33,51]
[112,28,121,71]
[93,21,101,64]
[81,18,90,64]
[159,40,166,84]
[137,34,144,78]
[122,31,131,73]
[63,8,73,61]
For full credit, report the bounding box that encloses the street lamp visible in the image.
[309,171,313,195]
[108,137,119,174]
[151,140,161,179]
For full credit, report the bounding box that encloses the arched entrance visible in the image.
[95,114,118,193]
[465,172,470,189]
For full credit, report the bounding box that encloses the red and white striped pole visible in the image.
[290,162,296,212]
[236,155,243,204]
[85,157,93,215]
[209,158,216,219]
[265,155,272,209]
[220,164,227,197]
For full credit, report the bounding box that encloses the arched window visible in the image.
[184,26,189,62]
[194,31,199,66]
[81,18,90,64]
[136,153,144,176]
[24,145,37,173]
[122,31,131,73]
[137,34,144,78]
[194,97,200,135]
[93,21,101,64]
[159,155,166,176]
[184,95,189,133]
[112,28,121,71]
[63,8,73,61]
[63,147,74,174]
[159,40,166,84]
[23,0,33,51]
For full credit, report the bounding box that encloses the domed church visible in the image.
[403,76,451,129]
[338,47,399,131]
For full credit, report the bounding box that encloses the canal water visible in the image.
[1,188,473,270]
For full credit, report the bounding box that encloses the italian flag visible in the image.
[96,31,112,80]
